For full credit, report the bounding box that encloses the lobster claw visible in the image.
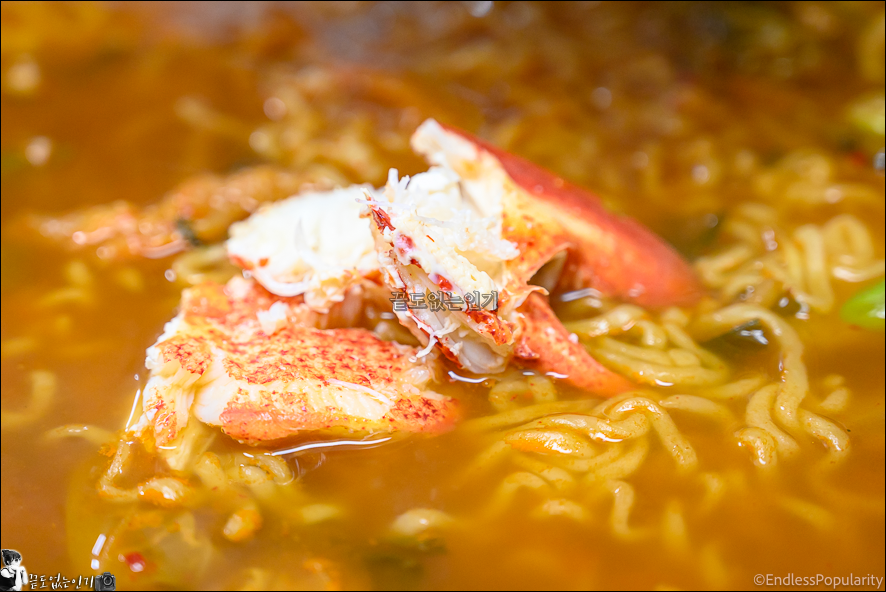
[423,121,703,308]
[514,293,633,395]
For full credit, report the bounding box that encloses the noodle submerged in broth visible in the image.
[1,2,884,590]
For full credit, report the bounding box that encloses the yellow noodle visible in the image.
[702,375,768,400]
[171,243,239,286]
[114,267,145,292]
[794,225,834,310]
[223,502,262,542]
[97,440,139,502]
[389,508,454,537]
[818,383,850,414]
[781,238,806,298]
[591,390,649,414]
[38,286,93,307]
[549,443,623,473]
[584,439,650,484]
[504,429,596,458]
[721,271,767,302]
[193,451,227,490]
[160,511,204,548]
[64,259,93,287]
[667,349,701,367]
[531,498,589,522]
[162,420,215,473]
[298,503,344,525]
[2,370,57,430]
[663,323,728,372]
[250,453,295,485]
[245,473,307,511]
[698,472,726,514]
[695,244,755,286]
[595,336,674,365]
[735,427,778,468]
[822,373,846,391]
[461,399,598,432]
[484,472,551,517]
[744,384,799,457]
[535,412,650,443]
[608,398,698,470]
[175,95,253,140]
[830,260,885,281]
[527,375,557,401]
[693,305,808,436]
[810,474,886,517]
[229,463,273,487]
[1,336,38,358]
[744,278,783,308]
[591,339,729,387]
[699,544,729,590]
[660,307,690,327]
[44,424,115,446]
[661,500,690,556]
[604,480,649,541]
[459,440,512,483]
[633,320,667,348]
[511,453,576,494]
[563,304,646,338]
[798,409,850,463]
[659,395,734,424]
[824,215,885,281]
[138,476,194,508]
[778,497,835,530]
[373,318,421,345]
[489,375,556,412]
[239,568,276,591]
[697,206,884,312]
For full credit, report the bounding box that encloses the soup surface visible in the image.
[2,2,884,590]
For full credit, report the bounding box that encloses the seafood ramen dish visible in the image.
[1,2,884,590]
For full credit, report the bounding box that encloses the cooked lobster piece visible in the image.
[138,278,455,446]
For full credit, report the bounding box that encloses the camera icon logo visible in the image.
[94,571,115,591]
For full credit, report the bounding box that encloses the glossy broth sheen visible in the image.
[2,2,884,590]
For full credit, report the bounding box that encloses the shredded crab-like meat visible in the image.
[226,185,382,312]
[364,119,699,393]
